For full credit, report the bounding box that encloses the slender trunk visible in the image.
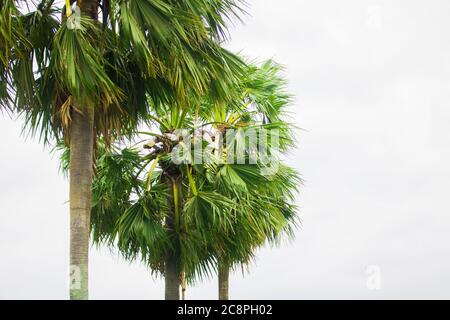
[164,174,182,300]
[165,253,180,300]
[69,106,94,300]
[218,259,230,300]
[66,0,98,301]
[181,270,186,300]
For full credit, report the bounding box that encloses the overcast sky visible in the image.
[1,0,450,299]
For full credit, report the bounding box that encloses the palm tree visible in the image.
[59,60,300,300]
[205,61,300,300]
[1,0,244,300]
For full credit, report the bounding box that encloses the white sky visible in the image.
[1,0,450,299]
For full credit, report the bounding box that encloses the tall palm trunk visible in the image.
[165,253,180,300]
[69,106,94,300]
[164,174,182,300]
[67,0,98,301]
[218,259,230,300]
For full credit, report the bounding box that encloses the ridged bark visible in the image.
[67,0,98,301]
[218,259,230,300]
[69,106,94,300]
[165,253,180,300]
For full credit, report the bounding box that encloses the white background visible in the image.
[1,0,450,299]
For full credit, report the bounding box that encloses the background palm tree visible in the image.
[184,60,300,299]
[59,60,300,300]
[1,0,244,300]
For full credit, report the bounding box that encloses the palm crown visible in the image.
[1,0,245,141]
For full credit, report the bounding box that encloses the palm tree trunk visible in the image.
[181,270,186,300]
[164,174,182,300]
[218,259,230,300]
[66,0,98,301]
[69,106,94,300]
[165,253,180,300]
